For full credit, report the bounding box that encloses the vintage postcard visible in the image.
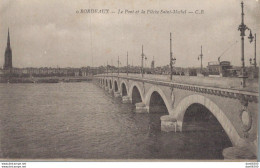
[0,0,259,165]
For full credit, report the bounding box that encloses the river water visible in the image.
[0,82,232,160]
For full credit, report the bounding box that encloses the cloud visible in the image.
[0,0,259,68]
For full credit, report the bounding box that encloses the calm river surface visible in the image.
[0,82,231,160]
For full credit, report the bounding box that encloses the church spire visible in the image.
[4,28,12,70]
[7,28,10,47]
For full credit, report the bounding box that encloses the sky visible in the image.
[0,0,259,68]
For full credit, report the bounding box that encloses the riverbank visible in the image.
[0,76,93,83]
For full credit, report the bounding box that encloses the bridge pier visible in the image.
[222,146,256,160]
[160,115,181,132]
[122,96,131,103]
[108,89,113,94]
[222,139,257,160]
[114,91,121,98]
[105,86,109,91]
[135,102,148,113]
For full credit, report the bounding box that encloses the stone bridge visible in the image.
[94,74,258,159]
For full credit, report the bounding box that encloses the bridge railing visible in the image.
[96,73,258,93]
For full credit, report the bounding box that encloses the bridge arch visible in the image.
[120,80,128,96]
[145,86,172,114]
[105,79,108,87]
[174,94,244,146]
[114,80,119,92]
[129,82,144,104]
[109,80,112,89]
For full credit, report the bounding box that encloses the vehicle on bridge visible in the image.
[208,61,236,77]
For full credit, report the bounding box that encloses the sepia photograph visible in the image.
[0,0,259,165]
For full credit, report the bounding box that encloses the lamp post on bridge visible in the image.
[106,61,108,75]
[127,52,129,76]
[144,53,148,70]
[141,45,145,78]
[249,33,257,69]
[170,33,176,80]
[117,56,120,76]
[238,1,254,88]
[198,45,203,72]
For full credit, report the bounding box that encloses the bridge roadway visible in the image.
[94,73,258,159]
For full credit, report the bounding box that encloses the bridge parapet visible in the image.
[97,73,258,92]
[95,74,258,103]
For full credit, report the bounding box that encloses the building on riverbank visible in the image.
[0,66,105,78]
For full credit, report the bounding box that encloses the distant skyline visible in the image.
[0,0,259,68]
